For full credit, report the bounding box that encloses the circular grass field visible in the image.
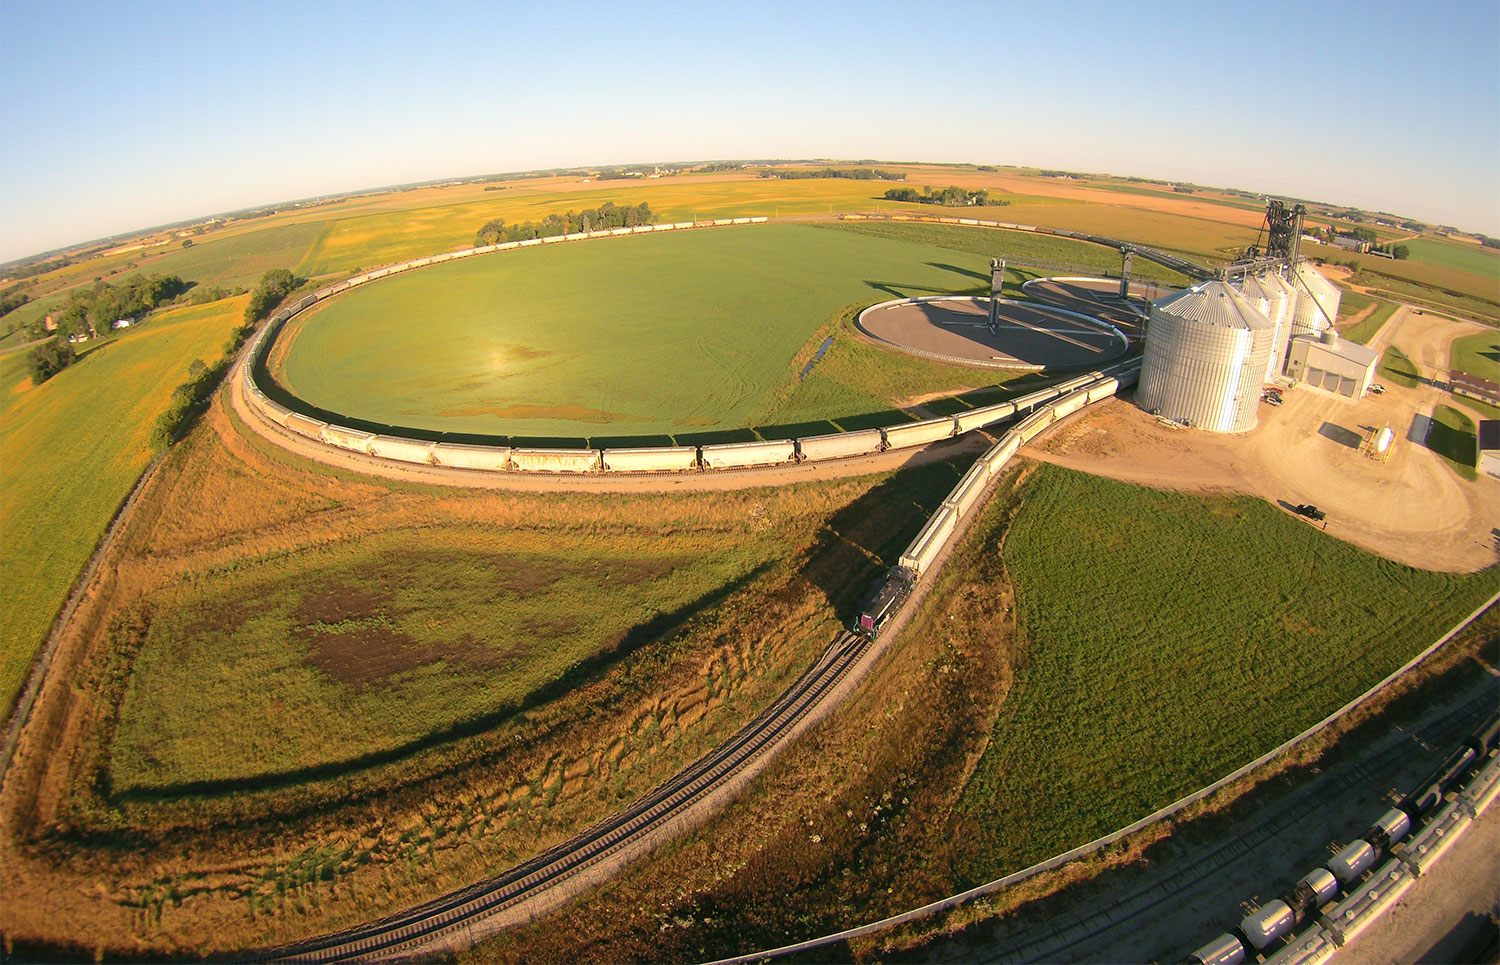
[270,223,1006,442]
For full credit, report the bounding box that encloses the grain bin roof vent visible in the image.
[1154,280,1274,332]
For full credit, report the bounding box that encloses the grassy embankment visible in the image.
[0,297,247,715]
[1337,293,1398,345]
[465,463,1497,963]
[1378,346,1421,388]
[4,382,977,953]
[1427,405,1479,480]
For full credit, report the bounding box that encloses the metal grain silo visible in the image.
[1290,262,1341,340]
[1260,270,1299,377]
[1138,281,1276,432]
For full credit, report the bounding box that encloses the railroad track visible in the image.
[254,631,870,962]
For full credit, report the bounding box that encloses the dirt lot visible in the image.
[855,297,1127,369]
[1031,308,1498,573]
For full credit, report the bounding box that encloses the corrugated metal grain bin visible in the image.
[796,428,884,461]
[1085,377,1120,403]
[284,413,328,440]
[944,460,992,518]
[1137,281,1274,433]
[983,432,1022,472]
[368,435,436,464]
[699,439,796,469]
[953,401,1017,434]
[1012,387,1061,412]
[431,442,510,471]
[1290,262,1340,339]
[881,417,957,450]
[1051,391,1088,420]
[511,447,601,473]
[320,425,375,453]
[601,446,699,473]
[899,505,958,574]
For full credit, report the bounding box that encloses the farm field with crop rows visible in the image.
[948,464,1497,882]
[271,224,1031,441]
[0,297,247,713]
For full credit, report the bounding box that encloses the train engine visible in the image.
[853,566,915,639]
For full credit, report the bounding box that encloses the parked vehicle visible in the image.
[1293,504,1325,521]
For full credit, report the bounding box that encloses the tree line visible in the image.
[28,272,188,343]
[759,167,904,181]
[883,186,1007,207]
[475,202,656,246]
[0,286,28,318]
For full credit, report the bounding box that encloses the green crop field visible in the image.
[0,297,247,715]
[1403,237,1500,276]
[272,224,1027,442]
[947,464,1497,881]
[135,222,325,291]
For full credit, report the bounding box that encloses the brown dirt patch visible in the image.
[293,581,389,626]
[303,627,511,689]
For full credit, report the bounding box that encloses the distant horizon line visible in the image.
[2,157,1484,271]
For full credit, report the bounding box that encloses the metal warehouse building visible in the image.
[1137,280,1275,432]
[1285,330,1378,401]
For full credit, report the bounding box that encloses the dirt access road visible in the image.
[1032,309,1498,573]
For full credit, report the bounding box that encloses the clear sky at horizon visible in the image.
[1,0,1496,262]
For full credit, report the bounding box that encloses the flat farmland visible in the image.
[1402,236,1500,276]
[273,224,1009,441]
[949,464,1497,881]
[132,221,326,291]
[0,296,247,714]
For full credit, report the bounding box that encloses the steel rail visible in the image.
[253,632,868,962]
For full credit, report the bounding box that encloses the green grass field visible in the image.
[1403,236,1500,276]
[110,525,772,791]
[272,224,1022,442]
[1340,299,1397,345]
[1427,405,1479,481]
[0,298,247,715]
[948,464,1497,881]
[1379,346,1421,388]
[1451,330,1500,382]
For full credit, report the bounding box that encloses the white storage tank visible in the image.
[1137,281,1275,433]
[1290,261,1341,340]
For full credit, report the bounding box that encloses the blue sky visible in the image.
[1,0,1496,262]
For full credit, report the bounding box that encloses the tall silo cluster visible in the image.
[1137,281,1275,432]
[1289,261,1342,340]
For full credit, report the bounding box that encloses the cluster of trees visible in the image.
[475,202,656,246]
[32,272,188,341]
[244,268,297,325]
[1371,243,1411,260]
[883,185,1007,207]
[27,336,75,384]
[759,167,903,181]
[1479,235,1500,250]
[0,285,29,317]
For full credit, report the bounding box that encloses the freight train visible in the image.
[1184,709,1500,964]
